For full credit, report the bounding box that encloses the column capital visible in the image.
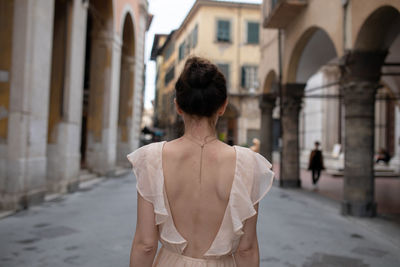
[342,81,380,105]
[121,54,135,66]
[340,50,387,83]
[91,30,122,49]
[259,93,276,110]
[282,83,305,114]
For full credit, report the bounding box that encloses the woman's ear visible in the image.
[174,98,184,115]
[217,98,228,116]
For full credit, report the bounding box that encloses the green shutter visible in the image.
[247,22,259,44]
[217,20,230,42]
[193,25,198,47]
[217,64,229,86]
[241,66,246,87]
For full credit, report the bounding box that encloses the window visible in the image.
[192,24,198,47]
[185,36,191,55]
[165,65,175,86]
[165,43,174,60]
[217,63,230,87]
[217,19,231,42]
[178,42,185,61]
[247,22,259,44]
[241,66,258,90]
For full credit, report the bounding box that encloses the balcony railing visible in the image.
[263,0,307,29]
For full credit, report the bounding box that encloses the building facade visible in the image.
[259,0,400,217]
[0,0,150,210]
[151,0,262,145]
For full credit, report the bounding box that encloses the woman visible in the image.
[127,57,274,267]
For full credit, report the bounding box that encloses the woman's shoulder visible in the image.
[235,145,271,166]
[127,141,165,164]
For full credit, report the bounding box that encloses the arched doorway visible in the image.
[117,14,135,167]
[81,0,115,174]
[259,70,279,161]
[280,27,338,188]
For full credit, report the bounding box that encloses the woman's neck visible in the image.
[183,116,217,142]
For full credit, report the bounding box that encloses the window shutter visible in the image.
[217,20,230,42]
[193,25,198,47]
[247,22,259,44]
[241,66,246,87]
[217,64,229,87]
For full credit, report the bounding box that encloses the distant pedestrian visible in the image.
[375,148,391,165]
[308,141,324,186]
[250,138,260,153]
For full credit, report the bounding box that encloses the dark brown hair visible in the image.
[175,57,227,117]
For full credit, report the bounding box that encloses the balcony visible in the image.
[263,0,307,29]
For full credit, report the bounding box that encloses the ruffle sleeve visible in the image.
[204,146,274,257]
[250,151,274,205]
[126,142,169,225]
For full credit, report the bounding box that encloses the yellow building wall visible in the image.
[175,5,261,95]
[0,0,13,142]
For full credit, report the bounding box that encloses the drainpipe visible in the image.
[278,29,283,175]
[339,0,349,145]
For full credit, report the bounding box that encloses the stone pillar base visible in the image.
[279,179,301,188]
[341,201,377,217]
[67,180,80,193]
[1,189,46,211]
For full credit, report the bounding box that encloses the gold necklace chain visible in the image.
[183,135,218,183]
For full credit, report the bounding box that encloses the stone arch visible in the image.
[119,4,137,39]
[286,27,338,83]
[263,70,278,94]
[117,13,136,166]
[354,5,400,52]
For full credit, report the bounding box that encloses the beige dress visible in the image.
[127,141,274,267]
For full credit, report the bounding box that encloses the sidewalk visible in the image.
[272,163,400,218]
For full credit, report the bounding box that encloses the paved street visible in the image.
[0,172,400,267]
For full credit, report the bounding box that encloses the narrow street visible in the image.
[0,172,399,267]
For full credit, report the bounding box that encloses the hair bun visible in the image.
[175,57,227,117]
[186,58,218,89]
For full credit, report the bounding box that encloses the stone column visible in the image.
[341,51,386,217]
[46,0,88,193]
[85,30,121,176]
[117,54,135,167]
[129,4,149,150]
[280,83,305,188]
[4,0,55,210]
[259,93,276,162]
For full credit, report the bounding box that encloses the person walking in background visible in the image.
[250,138,260,153]
[127,57,274,267]
[308,141,324,187]
[376,148,391,165]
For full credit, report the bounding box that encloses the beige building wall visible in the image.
[155,1,262,145]
[0,0,150,211]
[260,0,400,173]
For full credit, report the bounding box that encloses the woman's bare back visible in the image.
[162,138,236,258]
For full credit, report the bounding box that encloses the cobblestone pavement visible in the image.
[0,173,399,267]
